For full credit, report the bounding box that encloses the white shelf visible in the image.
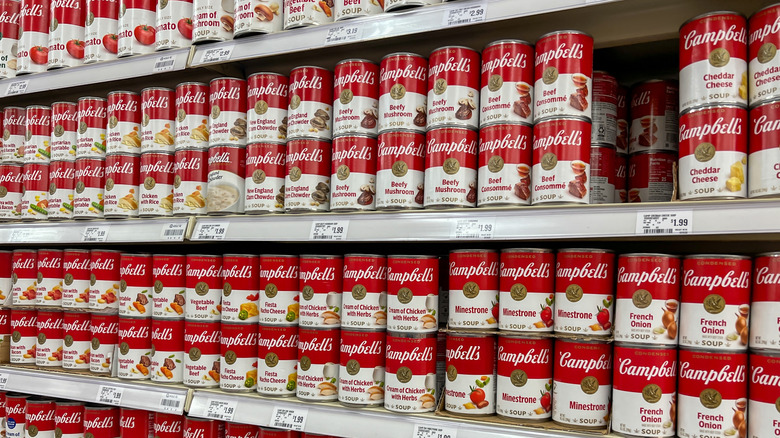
[0,216,192,244]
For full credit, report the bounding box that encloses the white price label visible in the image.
[153,55,176,72]
[159,393,186,413]
[96,385,124,406]
[325,25,363,45]
[270,407,308,431]
[205,399,237,422]
[443,2,486,26]
[201,45,234,64]
[413,425,458,438]
[9,228,35,243]
[161,222,187,241]
[193,222,229,240]
[0,373,10,390]
[635,210,693,235]
[452,218,495,240]
[309,221,349,240]
[6,80,29,96]
[82,226,110,242]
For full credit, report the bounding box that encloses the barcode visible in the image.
[643,228,673,234]
[156,60,174,68]
[276,423,293,429]
[450,19,475,25]
[164,229,184,236]
[457,234,479,239]
[312,235,331,240]
[161,398,180,407]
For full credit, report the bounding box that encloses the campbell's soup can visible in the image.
[24,105,51,164]
[3,107,26,163]
[338,330,386,406]
[119,408,152,437]
[679,12,748,113]
[152,253,186,319]
[61,311,91,369]
[495,335,553,420]
[0,250,11,306]
[588,144,615,204]
[385,255,438,333]
[299,255,342,327]
[76,97,107,158]
[84,0,119,64]
[375,131,425,209]
[152,412,183,438]
[614,254,680,346]
[378,52,427,134]
[384,332,437,413]
[340,254,386,329]
[175,82,210,151]
[220,322,258,391]
[12,249,37,305]
[383,0,439,11]
[221,254,260,323]
[333,59,379,137]
[116,316,152,380]
[155,0,193,50]
[17,0,49,74]
[89,249,121,312]
[141,87,176,154]
[480,39,534,126]
[118,253,152,318]
[225,423,258,438]
[284,139,330,212]
[627,151,675,203]
[183,417,223,438]
[106,91,142,155]
[751,252,780,350]
[36,248,63,306]
[748,352,780,438]
[151,318,184,383]
[62,249,90,309]
[677,349,747,438]
[680,255,751,351]
[90,313,119,373]
[0,164,23,219]
[749,99,780,197]
[257,324,299,396]
[50,101,78,161]
[0,0,20,79]
[591,71,618,146]
[244,142,285,214]
[55,402,85,438]
[296,327,340,401]
[5,394,28,438]
[283,0,332,29]
[24,399,56,438]
[192,0,233,42]
[234,0,280,36]
[103,153,139,217]
[444,333,496,415]
[258,254,299,325]
[334,0,380,21]
[498,248,554,332]
[552,339,612,427]
[207,144,245,214]
[750,4,780,106]
[185,254,222,321]
[47,0,85,68]
[20,163,49,220]
[139,152,175,216]
[629,80,679,154]
[209,77,247,147]
[10,308,37,363]
[117,0,156,57]
[448,249,498,329]
[424,127,478,208]
[287,66,334,141]
[554,249,615,335]
[330,135,376,211]
[183,320,221,387]
[611,345,678,437]
[477,123,532,206]
[426,46,480,130]
[173,148,208,215]
[531,117,591,205]
[83,406,120,438]
[47,160,75,219]
[534,30,593,121]
[36,310,64,367]
[616,86,629,153]
[247,72,289,144]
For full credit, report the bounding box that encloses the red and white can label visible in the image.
[0,164,23,219]
[83,406,120,438]
[117,317,152,380]
[151,318,184,383]
[257,324,298,396]
[5,395,27,438]
[192,0,233,43]
[615,151,627,202]
[552,339,612,427]
[749,5,780,105]
[121,410,150,437]
[283,0,333,29]
[498,249,554,332]
[12,249,37,305]
[89,249,120,311]
[175,82,210,150]
[118,253,152,318]
[10,309,37,363]
[36,310,64,366]
[333,60,379,137]
[554,249,615,335]
[155,0,192,50]
[0,251,11,306]
[117,0,155,57]
[384,333,437,413]
[612,345,677,437]
[444,334,496,415]
[374,131,424,210]
[680,255,751,351]
[629,80,679,154]
[173,148,208,215]
[496,336,553,420]
[333,0,380,21]
[591,71,618,146]
[338,330,386,406]
[221,254,260,323]
[680,12,748,112]
[106,91,142,155]
[748,352,779,438]
[477,123,532,206]
[17,0,50,74]
[185,254,222,321]
[104,154,139,217]
[424,127,478,208]
[234,0,282,36]
[287,66,334,140]
[247,73,289,144]
[427,46,480,130]
[62,249,90,309]
[21,163,48,220]
[183,320,221,387]
[386,256,438,333]
[284,139,330,212]
[225,423,259,438]
[378,52,428,134]
[50,101,78,161]
[220,322,258,391]
[245,142,285,213]
[209,77,247,147]
[588,145,615,204]
[90,313,118,373]
[48,159,75,220]
[183,416,223,438]
[341,254,386,329]
[55,402,85,437]
[616,86,629,153]
[141,87,176,154]
[297,327,340,401]
[448,250,499,329]
[76,97,107,158]
[299,255,343,327]
[480,40,534,126]
[153,254,186,319]
[48,0,85,68]
[531,117,591,205]
[36,249,63,306]
[24,105,51,164]
[677,349,747,438]
[533,31,594,121]
[84,0,118,64]
[62,311,91,369]
[207,145,246,214]
[751,253,780,349]
[3,107,26,163]
[0,0,20,79]
[139,152,175,216]
[259,255,299,325]
[25,400,56,437]
[330,135,376,211]
[749,100,780,197]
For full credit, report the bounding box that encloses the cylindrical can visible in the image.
[495,335,553,420]
[36,310,63,367]
[554,249,615,335]
[338,330,386,406]
[385,255,438,333]
[24,105,51,164]
[383,0,440,11]
[62,249,90,309]
[257,324,298,396]
[477,123,532,206]
[0,0,20,79]
[334,0,380,21]
[183,417,223,438]
[141,87,176,154]
[139,152,175,217]
[185,254,222,321]
[244,142,285,213]
[615,151,627,202]
[480,40,534,126]
[36,248,63,306]
[341,254,386,329]
[173,148,208,215]
[73,157,105,219]
[628,150,675,203]
[375,131,425,210]
[225,423,258,438]
[749,4,780,106]
[296,327,340,402]
[76,97,107,158]
[677,349,747,438]
[0,251,11,306]
[119,408,152,437]
[152,412,183,437]
[749,99,780,197]
[151,318,184,383]
[221,254,259,323]
[11,309,37,364]
[616,85,629,153]
[103,153,139,217]
[0,164,24,219]
[299,255,342,327]
[533,30,594,121]
[62,311,91,369]
[116,316,152,380]
[55,402,85,438]
[89,249,121,312]
[498,248,554,332]
[330,135,376,211]
[209,77,247,147]
[117,0,156,57]
[50,101,78,161]
[679,255,751,351]
[444,333,496,415]
[751,252,780,350]
[679,11,748,113]
[333,59,379,137]
[590,71,618,146]
[83,406,120,437]
[287,66,333,140]
[20,162,49,220]
[748,351,779,438]
[588,144,615,204]
[90,313,119,373]
[183,320,221,387]
[284,138,330,212]
[629,80,679,154]
[448,249,499,329]
[5,394,28,438]
[3,107,26,163]
[258,254,299,325]
[17,0,49,74]
[247,72,288,144]
[47,160,75,219]
[611,345,677,437]
[220,322,258,391]
[84,0,118,64]
[12,249,37,305]
[552,339,612,427]
[206,144,245,214]
[377,52,427,134]
[384,332,437,413]
[233,0,281,35]
[155,0,192,50]
[106,91,142,155]
[531,117,591,205]
[152,254,186,319]
[283,0,332,29]
[423,127,478,208]
[192,0,233,43]
[47,0,85,68]
[175,82,210,151]
[24,399,56,438]
[426,46,480,130]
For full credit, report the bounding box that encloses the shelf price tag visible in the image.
[270,407,308,431]
[0,373,10,390]
[153,55,176,72]
[5,80,29,96]
[161,222,187,241]
[159,393,186,413]
[443,2,486,26]
[201,45,234,64]
[452,218,495,240]
[205,399,237,422]
[193,222,228,240]
[635,210,693,235]
[82,226,110,242]
[413,425,458,438]
[324,24,363,45]
[9,228,35,243]
[96,385,124,406]
[309,220,349,240]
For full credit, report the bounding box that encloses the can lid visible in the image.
[750,95,780,109]
[259,254,298,258]
[679,103,747,117]
[107,90,139,96]
[536,29,593,42]
[153,253,186,258]
[223,254,259,258]
[480,121,534,130]
[591,142,617,149]
[535,115,592,124]
[51,101,77,106]
[756,251,780,258]
[620,252,679,258]
[3,105,26,110]
[186,254,222,258]
[558,248,614,254]
[290,66,330,72]
[78,96,107,101]
[484,39,534,50]
[381,52,425,61]
[210,77,245,82]
[121,252,152,257]
[431,45,477,54]
[449,249,496,254]
[248,72,286,78]
[141,86,174,93]
[26,105,51,109]
[344,253,385,258]
[752,2,780,19]
[299,254,342,259]
[680,10,746,31]
[176,82,209,87]
[332,133,377,141]
[336,58,377,66]
[387,254,438,259]
[501,248,552,254]
[684,254,751,260]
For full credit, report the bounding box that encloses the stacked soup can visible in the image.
[115,253,153,381]
[219,254,258,392]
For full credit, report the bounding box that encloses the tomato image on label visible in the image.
[177,18,193,39]
[66,40,85,59]
[30,46,49,65]
[103,34,119,54]
[134,25,156,45]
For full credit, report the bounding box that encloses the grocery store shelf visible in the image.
[0,216,192,244]
[0,365,190,414]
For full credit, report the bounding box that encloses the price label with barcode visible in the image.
[270,407,308,431]
[6,80,29,96]
[193,222,229,240]
[442,2,486,26]
[635,210,693,235]
[413,425,458,438]
[0,373,10,390]
[9,228,35,243]
[205,399,237,422]
[161,222,187,241]
[452,218,495,240]
[153,55,176,72]
[96,385,124,406]
[82,226,110,242]
[309,221,349,240]
[324,25,363,45]
[159,393,186,413]
[201,45,234,64]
